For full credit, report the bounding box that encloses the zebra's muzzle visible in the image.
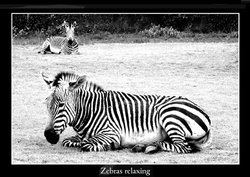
[44,128,60,144]
[68,39,73,45]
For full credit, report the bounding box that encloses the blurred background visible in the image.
[12,14,238,44]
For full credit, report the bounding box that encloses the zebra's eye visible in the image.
[58,102,65,108]
[69,82,76,87]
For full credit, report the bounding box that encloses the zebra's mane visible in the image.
[52,71,79,87]
[83,81,104,91]
[52,71,104,91]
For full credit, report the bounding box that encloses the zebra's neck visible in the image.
[71,90,107,137]
[82,81,104,92]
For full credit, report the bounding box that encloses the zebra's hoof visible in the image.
[145,144,160,154]
[38,51,45,54]
[131,144,146,153]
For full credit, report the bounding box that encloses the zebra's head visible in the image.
[62,21,77,43]
[42,71,86,144]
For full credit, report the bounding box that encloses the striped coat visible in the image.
[43,72,211,153]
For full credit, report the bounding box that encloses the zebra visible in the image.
[38,21,79,55]
[42,71,211,154]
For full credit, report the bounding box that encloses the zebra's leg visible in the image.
[131,143,160,154]
[51,51,61,54]
[158,140,193,153]
[49,46,62,54]
[158,126,193,153]
[144,143,161,154]
[38,40,50,54]
[62,135,82,148]
[145,135,174,154]
[80,134,120,152]
[131,144,146,153]
[73,50,80,55]
[131,143,162,154]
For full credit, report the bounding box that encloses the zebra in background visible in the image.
[38,21,79,55]
[42,71,211,153]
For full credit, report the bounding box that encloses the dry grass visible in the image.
[12,42,239,164]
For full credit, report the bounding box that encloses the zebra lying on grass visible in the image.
[38,21,79,55]
[42,71,211,154]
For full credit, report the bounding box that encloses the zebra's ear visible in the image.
[41,72,53,89]
[62,20,69,29]
[69,75,87,90]
[71,21,77,28]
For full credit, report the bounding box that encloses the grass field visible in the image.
[12,41,239,164]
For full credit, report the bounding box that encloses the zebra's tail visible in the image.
[186,130,212,152]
